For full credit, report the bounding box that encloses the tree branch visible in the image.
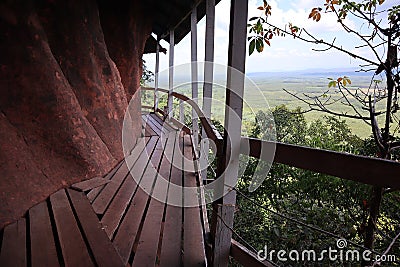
[372,230,400,266]
[264,21,380,67]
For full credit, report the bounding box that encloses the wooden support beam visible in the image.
[179,99,184,123]
[200,0,216,184]
[168,30,174,119]
[191,7,199,149]
[203,0,215,113]
[154,36,160,111]
[211,0,248,266]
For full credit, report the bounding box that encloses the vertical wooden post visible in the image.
[168,30,174,119]
[179,99,184,123]
[200,0,215,183]
[154,36,160,111]
[191,7,199,149]
[211,0,248,266]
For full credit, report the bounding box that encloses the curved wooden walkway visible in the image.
[0,113,208,267]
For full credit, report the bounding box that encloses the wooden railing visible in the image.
[240,137,400,188]
[140,87,223,154]
[141,87,400,267]
[233,137,400,266]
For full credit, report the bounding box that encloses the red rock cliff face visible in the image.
[0,0,152,228]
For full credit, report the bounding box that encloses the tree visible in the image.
[234,106,400,266]
[248,0,399,251]
[140,59,154,86]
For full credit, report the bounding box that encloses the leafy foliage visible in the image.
[232,106,400,265]
[247,0,400,251]
[140,59,154,86]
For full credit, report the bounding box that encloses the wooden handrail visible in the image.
[141,86,169,93]
[240,137,400,188]
[171,92,223,153]
[141,87,223,154]
[141,105,153,109]
[156,108,166,117]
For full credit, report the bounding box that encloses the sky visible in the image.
[143,0,393,74]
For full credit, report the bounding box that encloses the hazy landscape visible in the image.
[146,68,383,138]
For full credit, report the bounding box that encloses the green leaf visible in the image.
[249,39,256,55]
[249,17,259,21]
[328,81,337,88]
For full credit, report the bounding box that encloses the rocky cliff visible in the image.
[0,0,152,228]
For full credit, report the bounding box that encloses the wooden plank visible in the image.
[87,160,124,203]
[91,162,129,215]
[0,218,26,267]
[142,114,163,136]
[159,133,183,267]
[231,240,274,267]
[92,137,149,215]
[112,188,149,265]
[67,189,124,267]
[142,116,157,136]
[29,201,60,267]
[71,177,110,192]
[145,114,164,133]
[143,119,155,136]
[146,114,170,136]
[50,189,94,267]
[144,125,155,137]
[190,135,210,239]
[113,136,166,265]
[132,132,176,267]
[105,160,125,180]
[183,135,206,267]
[101,137,158,239]
[150,113,176,132]
[241,137,400,188]
[101,175,137,239]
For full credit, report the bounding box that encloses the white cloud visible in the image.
[144,0,370,76]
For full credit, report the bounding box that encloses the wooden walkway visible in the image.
[0,113,207,267]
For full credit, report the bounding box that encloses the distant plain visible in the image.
[147,69,390,138]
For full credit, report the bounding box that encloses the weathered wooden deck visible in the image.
[0,113,207,267]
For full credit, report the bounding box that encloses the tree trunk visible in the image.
[364,186,384,250]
